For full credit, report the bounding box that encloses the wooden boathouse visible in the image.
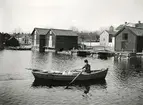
[31,28,78,52]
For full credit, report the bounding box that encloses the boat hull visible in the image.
[32,68,108,82]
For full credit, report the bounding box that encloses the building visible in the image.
[0,33,4,49]
[5,36,20,47]
[31,28,50,49]
[0,32,11,49]
[100,26,116,48]
[31,28,78,52]
[16,34,31,45]
[115,26,143,52]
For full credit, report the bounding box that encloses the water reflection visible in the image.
[32,79,107,88]
[113,56,143,85]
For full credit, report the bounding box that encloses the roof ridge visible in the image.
[34,27,49,30]
[51,28,73,31]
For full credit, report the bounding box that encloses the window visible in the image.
[122,33,128,40]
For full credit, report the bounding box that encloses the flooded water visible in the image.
[0,50,143,105]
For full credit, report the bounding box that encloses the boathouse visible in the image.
[31,28,49,50]
[115,26,143,52]
[46,29,78,51]
[31,28,78,52]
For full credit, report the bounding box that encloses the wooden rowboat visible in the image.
[32,68,108,82]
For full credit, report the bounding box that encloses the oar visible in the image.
[65,70,84,89]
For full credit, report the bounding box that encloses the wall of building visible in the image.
[32,30,40,49]
[115,28,136,52]
[0,34,4,49]
[55,36,78,51]
[45,33,56,48]
[100,31,109,46]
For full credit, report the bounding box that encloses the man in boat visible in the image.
[82,59,91,73]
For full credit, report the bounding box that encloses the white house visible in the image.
[99,26,116,51]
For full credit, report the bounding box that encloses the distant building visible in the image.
[100,26,116,48]
[15,34,31,45]
[31,28,78,52]
[115,26,143,52]
[5,36,20,47]
[0,33,4,49]
[0,33,11,49]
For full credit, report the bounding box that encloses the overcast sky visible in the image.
[0,0,143,33]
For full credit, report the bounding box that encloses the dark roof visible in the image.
[115,26,143,37]
[128,27,143,36]
[51,29,77,36]
[116,23,136,30]
[31,28,77,36]
[8,36,18,41]
[135,23,143,28]
[31,28,49,35]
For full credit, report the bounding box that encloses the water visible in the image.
[0,50,143,105]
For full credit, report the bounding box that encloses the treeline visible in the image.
[77,31,100,42]
[69,26,100,42]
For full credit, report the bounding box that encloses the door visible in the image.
[39,35,46,52]
[121,41,127,51]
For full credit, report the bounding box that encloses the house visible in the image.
[16,34,31,45]
[114,26,143,52]
[135,21,143,29]
[31,28,78,52]
[0,32,11,49]
[100,26,116,48]
[5,36,20,47]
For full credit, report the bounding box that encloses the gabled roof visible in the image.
[115,26,143,37]
[31,28,49,35]
[106,30,116,36]
[116,24,125,31]
[128,27,143,36]
[50,29,77,36]
[8,36,17,41]
[31,28,77,36]
[116,23,136,31]
[100,30,116,37]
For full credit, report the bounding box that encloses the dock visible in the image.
[71,49,115,59]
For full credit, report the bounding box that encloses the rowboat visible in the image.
[32,68,108,82]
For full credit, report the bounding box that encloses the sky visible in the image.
[0,0,143,33]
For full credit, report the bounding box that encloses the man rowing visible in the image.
[82,59,91,73]
[73,59,91,73]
